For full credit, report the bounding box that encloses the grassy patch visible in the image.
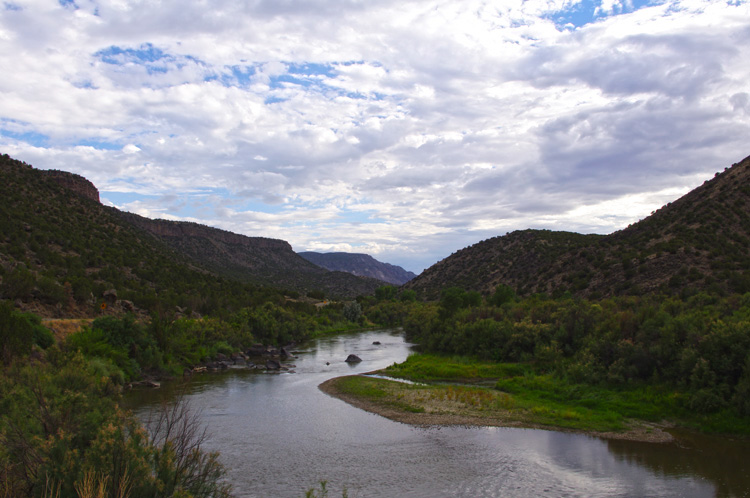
[374,354,750,435]
[335,376,425,413]
[336,375,389,399]
[383,353,531,382]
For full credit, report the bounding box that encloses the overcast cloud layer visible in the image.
[1,0,749,273]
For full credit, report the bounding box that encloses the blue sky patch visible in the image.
[95,43,203,77]
[264,96,287,105]
[546,0,655,29]
[216,65,258,87]
[288,62,337,78]
[0,121,48,147]
[97,43,167,64]
[74,139,121,151]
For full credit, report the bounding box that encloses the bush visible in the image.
[342,301,362,323]
[0,355,232,498]
[0,301,34,363]
[0,266,35,300]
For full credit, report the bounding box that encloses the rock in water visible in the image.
[345,354,362,363]
[266,359,281,370]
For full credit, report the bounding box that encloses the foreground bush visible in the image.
[0,352,231,498]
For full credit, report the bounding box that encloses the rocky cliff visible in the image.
[42,170,100,203]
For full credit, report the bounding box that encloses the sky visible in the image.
[1,0,749,274]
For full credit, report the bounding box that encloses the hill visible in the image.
[117,212,385,297]
[404,154,750,300]
[298,251,417,285]
[0,154,381,318]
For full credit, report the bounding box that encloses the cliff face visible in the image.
[42,170,100,203]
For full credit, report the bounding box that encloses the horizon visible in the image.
[1,0,748,273]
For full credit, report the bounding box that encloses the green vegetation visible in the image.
[378,354,749,433]
[0,154,380,319]
[1,293,369,497]
[0,349,231,498]
[391,288,750,435]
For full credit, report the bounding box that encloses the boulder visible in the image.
[372,341,381,345]
[345,354,362,363]
[102,289,117,304]
[265,359,281,370]
[246,344,266,356]
[280,347,294,359]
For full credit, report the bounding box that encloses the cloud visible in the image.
[1,0,749,273]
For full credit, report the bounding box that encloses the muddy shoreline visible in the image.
[319,375,675,444]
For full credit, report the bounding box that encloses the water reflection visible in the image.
[607,431,750,497]
[125,329,750,498]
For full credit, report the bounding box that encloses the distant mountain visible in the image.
[298,252,417,285]
[0,154,382,318]
[404,154,750,300]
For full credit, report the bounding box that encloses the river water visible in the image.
[126,329,750,498]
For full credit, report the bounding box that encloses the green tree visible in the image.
[342,301,362,323]
[399,289,417,302]
[439,287,466,318]
[0,301,34,364]
[375,286,397,301]
[489,284,516,306]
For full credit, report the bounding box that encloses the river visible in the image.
[125,329,750,497]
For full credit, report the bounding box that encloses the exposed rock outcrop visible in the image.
[42,170,100,203]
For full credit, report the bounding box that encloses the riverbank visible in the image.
[319,375,675,443]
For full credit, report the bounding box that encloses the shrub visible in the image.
[0,301,34,363]
[342,301,363,323]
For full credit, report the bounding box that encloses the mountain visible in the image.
[298,251,417,285]
[0,154,382,318]
[117,212,386,296]
[404,154,750,300]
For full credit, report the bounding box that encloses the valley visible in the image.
[1,152,750,497]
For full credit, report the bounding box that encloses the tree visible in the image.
[375,286,397,301]
[399,289,417,303]
[0,301,33,364]
[342,301,362,323]
[439,287,466,318]
[489,284,516,307]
